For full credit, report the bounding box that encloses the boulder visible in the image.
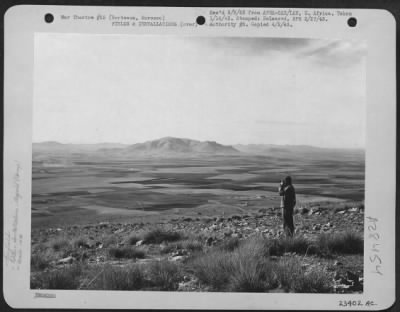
[57,256,75,265]
[135,240,144,246]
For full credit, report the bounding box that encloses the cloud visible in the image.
[184,37,314,56]
[297,40,367,67]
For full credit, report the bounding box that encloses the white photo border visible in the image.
[3,5,396,310]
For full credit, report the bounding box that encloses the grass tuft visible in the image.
[108,247,146,259]
[218,237,241,252]
[142,228,183,244]
[268,235,317,256]
[147,260,182,290]
[90,264,145,290]
[126,234,142,245]
[318,231,363,254]
[50,237,70,251]
[274,258,332,293]
[32,264,83,289]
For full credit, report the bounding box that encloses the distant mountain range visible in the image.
[33,137,364,158]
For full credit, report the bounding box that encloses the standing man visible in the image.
[279,176,296,237]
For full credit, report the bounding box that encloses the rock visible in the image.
[170,255,185,261]
[114,228,124,234]
[206,237,214,246]
[232,233,242,238]
[339,277,352,286]
[56,228,62,232]
[337,210,346,214]
[334,260,344,266]
[231,215,242,221]
[183,217,192,222]
[96,256,105,263]
[224,229,233,237]
[346,271,359,283]
[135,240,144,246]
[312,224,321,231]
[57,256,75,265]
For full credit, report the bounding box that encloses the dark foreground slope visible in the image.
[31,202,364,293]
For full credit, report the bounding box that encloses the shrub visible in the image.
[143,228,183,244]
[318,231,363,254]
[188,249,234,290]
[274,258,333,293]
[73,237,88,249]
[189,236,275,292]
[160,244,177,254]
[31,251,52,271]
[50,237,70,251]
[292,269,332,293]
[228,241,277,292]
[108,247,146,259]
[218,237,241,252]
[160,238,203,254]
[268,236,314,256]
[180,238,204,252]
[126,234,141,245]
[32,264,83,289]
[90,264,145,290]
[147,260,182,290]
[274,257,305,291]
[103,234,118,248]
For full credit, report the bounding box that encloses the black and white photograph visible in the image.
[30,34,367,293]
[2,5,397,310]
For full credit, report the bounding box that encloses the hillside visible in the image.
[122,137,240,156]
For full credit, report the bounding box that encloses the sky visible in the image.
[33,34,366,148]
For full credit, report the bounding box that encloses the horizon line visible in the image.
[32,137,366,150]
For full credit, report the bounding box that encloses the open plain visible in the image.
[31,140,365,293]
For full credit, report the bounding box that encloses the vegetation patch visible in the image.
[32,264,83,289]
[89,264,145,290]
[142,228,183,244]
[147,260,182,290]
[49,237,70,251]
[108,247,146,259]
[318,231,363,255]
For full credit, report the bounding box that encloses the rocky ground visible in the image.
[31,201,364,293]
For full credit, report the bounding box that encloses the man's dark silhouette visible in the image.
[279,176,296,237]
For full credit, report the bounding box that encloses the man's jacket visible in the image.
[279,184,296,212]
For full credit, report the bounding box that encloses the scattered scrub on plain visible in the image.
[108,247,146,259]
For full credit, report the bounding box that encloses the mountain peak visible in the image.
[126,137,239,155]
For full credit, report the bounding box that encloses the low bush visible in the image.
[31,251,52,271]
[50,237,70,251]
[103,234,118,248]
[179,238,204,252]
[32,264,83,289]
[189,236,275,292]
[147,260,182,290]
[228,240,277,292]
[268,236,315,256]
[108,247,146,259]
[73,237,88,249]
[274,258,332,293]
[218,237,241,252]
[90,264,145,290]
[188,249,234,290]
[126,234,142,245]
[318,231,363,254]
[142,228,183,244]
